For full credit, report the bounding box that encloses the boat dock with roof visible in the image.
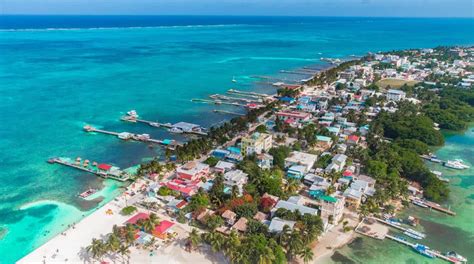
[120,110,207,136]
[47,157,130,182]
[83,125,180,149]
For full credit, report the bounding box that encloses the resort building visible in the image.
[240,132,273,156]
[386,89,406,101]
[176,161,210,181]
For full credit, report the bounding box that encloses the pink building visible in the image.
[176,161,210,181]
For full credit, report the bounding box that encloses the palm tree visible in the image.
[142,213,160,234]
[286,230,304,261]
[258,246,276,264]
[231,185,239,199]
[224,230,241,261]
[188,229,201,251]
[86,238,106,261]
[117,244,131,263]
[299,247,314,264]
[106,233,121,254]
[124,224,136,246]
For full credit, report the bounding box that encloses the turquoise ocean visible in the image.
[0,16,473,263]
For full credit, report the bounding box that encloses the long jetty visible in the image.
[47,157,130,182]
[385,235,459,263]
[191,98,246,107]
[209,94,261,103]
[409,197,456,216]
[83,125,179,149]
[227,89,269,98]
[213,109,245,116]
[121,115,207,136]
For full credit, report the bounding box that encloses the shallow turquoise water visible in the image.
[1,16,474,263]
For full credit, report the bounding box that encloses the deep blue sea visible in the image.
[0,15,473,263]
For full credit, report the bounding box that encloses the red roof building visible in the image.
[347,135,360,145]
[125,212,149,225]
[98,164,112,171]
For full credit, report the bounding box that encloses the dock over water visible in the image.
[48,157,130,182]
[409,197,456,216]
[83,125,180,150]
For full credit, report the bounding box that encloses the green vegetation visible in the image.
[120,206,137,216]
[203,156,219,167]
[376,78,419,89]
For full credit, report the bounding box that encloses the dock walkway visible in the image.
[83,125,179,150]
[409,197,456,216]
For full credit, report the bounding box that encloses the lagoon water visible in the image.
[0,16,473,263]
[324,127,474,264]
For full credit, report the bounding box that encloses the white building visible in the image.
[386,89,406,101]
[223,170,248,194]
[284,151,318,172]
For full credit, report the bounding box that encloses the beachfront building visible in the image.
[318,194,345,226]
[240,132,273,156]
[176,161,210,181]
[386,89,406,101]
[223,169,248,195]
[284,151,318,172]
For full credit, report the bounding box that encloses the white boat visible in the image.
[413,200,429,208]
[127,110,138,118]
[149,122,160,128]
[444,159,470,170]
[445,251,467,263]
[406,228,426,239]
[168,127,184,134]
[232,76,237,83]
[404,231,423,240]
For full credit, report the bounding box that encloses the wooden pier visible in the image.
[48,157,130,182]
[83,125,180,150]
[409,197,456,216]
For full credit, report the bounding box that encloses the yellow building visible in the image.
[241,132,272,156]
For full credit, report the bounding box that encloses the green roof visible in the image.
[316,135,332,142]
[319,195,338,203]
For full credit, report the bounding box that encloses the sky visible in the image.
[0,0,473,17]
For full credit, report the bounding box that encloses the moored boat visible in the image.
[412,244,435,258]
[445,251,467,263]
[404,231,423,240]
[444,159,470,170]
[78,188,98,199]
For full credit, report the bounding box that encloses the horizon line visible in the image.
[2,14,474,19]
